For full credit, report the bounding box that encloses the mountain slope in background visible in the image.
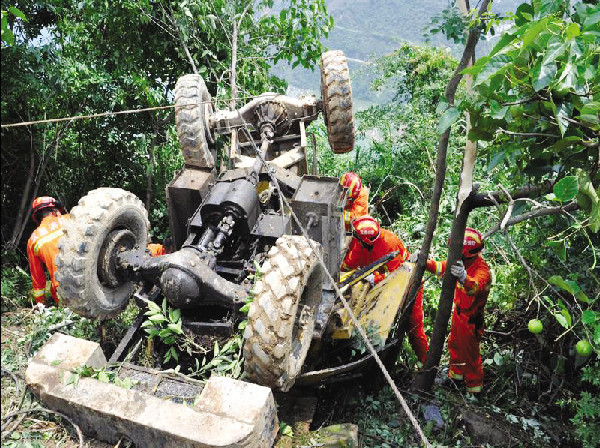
[274,0,522,107]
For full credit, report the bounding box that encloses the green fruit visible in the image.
[576,340,593,357]
[528,319,543,334]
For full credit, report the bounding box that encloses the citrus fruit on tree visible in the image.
[576,340,593,357]
[528,319,543,334]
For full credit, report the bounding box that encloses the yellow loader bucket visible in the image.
[332,262,414,341]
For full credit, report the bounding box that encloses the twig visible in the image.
[497,128,560,138]
[1,407,84,447]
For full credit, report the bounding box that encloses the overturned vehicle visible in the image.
[56,50,415,393]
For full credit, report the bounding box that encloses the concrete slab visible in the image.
[25,333,278,448]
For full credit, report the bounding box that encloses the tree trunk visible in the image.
[8,130,36,250]
[146,119,159,211]
[411,0,491,392]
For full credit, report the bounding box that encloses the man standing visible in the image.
[341,215,429,364]
[340,172,369,231]
[27,196,69,305]
[425,227,492,393]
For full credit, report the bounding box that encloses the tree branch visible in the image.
[471,180,555,208]
[484,202,580,238]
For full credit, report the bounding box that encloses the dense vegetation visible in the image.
[2,0,599,446]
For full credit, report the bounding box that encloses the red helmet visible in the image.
[462,227,484,258]
[31,196,65,223]
[340,172,362,201]
[351,215,380,246]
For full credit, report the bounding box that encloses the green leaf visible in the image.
[532,59,557,91]
[493,352,504,365]
[554,313,569,329]
[576,291,590,304]
[239,303,251,314]
[582,310,599,325]
[144,300,161,314]
[541,37,566,66]
[487,150,506,171]
[473,54,512,87]
[553,176,578,202]
[520,16,551,49]
[438,107,459,134]
[149,314,167,323]
[555,102,573,136]
[435,100,448,114]
[97,371,110,383]
[556,62,577,91]
[565,23,581,39]
[548,275,575,294]
[560,308,572,327]
[50,359,63,366]
[8,7,26,20]
[167,323,183,335]
[65,372,80,387]
[547,240,566,262]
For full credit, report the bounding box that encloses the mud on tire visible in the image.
[320,50,354,154]
[56,188,149,320]
[174,74,215,168]
[243,235,324,391]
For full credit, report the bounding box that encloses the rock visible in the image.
[316,423,359,447]
[461,410,510,446]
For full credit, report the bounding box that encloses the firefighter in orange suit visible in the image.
[425,227,492,393]
[340,172,369,231]
[26,196,69,305]
[341,215,429,364]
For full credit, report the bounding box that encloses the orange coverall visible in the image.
[27,214,70,304]
[342,229,429,363]
[343,187,369,231]
[147,243,166,257]
[426,255,492,392]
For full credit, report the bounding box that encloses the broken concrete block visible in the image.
[32,332,107,370]
[196,376,278,444]
[25,333,278,448]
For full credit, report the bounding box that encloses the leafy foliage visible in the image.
[1,0,332,247]
[141,298,184,363]
[461,0,599,190]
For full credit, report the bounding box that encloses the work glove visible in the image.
[407,250,420,263]
[450,260,467,284]
[365,273,376,286]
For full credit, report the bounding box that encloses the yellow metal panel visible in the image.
[331,263,414,341]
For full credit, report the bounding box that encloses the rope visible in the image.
[238,126,432,447]
[0,93,291,129]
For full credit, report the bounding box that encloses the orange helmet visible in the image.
[462,227,484,258]
[31,196,65,223]
[351,215,380,246]
[340,172,362,201]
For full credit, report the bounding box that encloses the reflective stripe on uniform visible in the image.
[466,280,479,295]
[466,385,482,393]
[32,289,45,298]
[434,261,443,275]
[33,229,63,254]
[448,370,464,380]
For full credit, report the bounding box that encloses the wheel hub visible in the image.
[98,229,137,288]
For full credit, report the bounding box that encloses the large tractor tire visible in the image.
[56,188,149,320]
[320,50,354,154]
[174,74,215,168]
[243,235,324,392]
